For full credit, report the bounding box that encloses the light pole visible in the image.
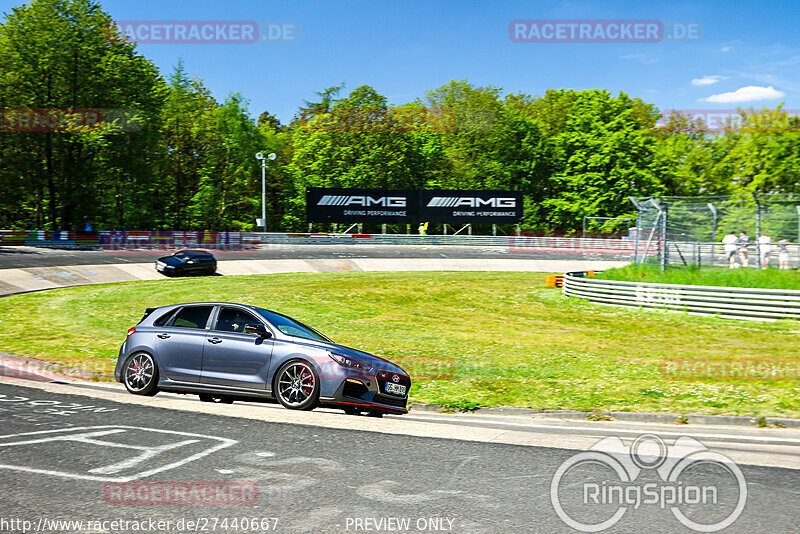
[255,152,277,230]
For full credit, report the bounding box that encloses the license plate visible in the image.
[385,382,407,396]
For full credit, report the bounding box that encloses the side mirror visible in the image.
[245,323,272,338]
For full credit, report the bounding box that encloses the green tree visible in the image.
[537,89,660,232]
[0,0,164,230]
[189,93,266,230]
[156,62,218,229]
[726,108,800,194]
[257,110,281,131]
[285,85,433,229]
[423,81,548,228]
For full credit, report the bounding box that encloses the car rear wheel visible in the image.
[274,360,319,411]
[199,394,234,404]
[123,352,159,396]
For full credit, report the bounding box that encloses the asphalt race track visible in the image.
[0,244,633,270]
[0,380,798,533]
[0,244,631,296]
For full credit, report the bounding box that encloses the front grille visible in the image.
[377,370,410,387]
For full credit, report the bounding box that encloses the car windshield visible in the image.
[255,308,331,342]
[173,253,189,262]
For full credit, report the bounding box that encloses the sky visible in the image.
[2,0,799,124]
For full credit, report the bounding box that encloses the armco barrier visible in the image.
[562,274,800,321]
[0,229,99,247]
[254,232,644,252]
[4,229,646,255]
[99,231,259,250]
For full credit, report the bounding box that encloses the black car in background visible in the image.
[155,250,217,276]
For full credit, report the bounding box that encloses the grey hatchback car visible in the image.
[115,303,410,416]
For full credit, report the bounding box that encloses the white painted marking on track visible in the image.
[0,425,237,482]
[89,438,202,474]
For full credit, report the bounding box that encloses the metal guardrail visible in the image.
[0,229,98,247]
[562,274,800,321]
[255,232,641,250]
[2,229,641,253]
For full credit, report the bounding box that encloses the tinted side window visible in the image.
[171,306,213,329]
[153,309,176,327]
[215,307,261,334]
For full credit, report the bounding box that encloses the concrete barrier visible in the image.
[0,258,630,297]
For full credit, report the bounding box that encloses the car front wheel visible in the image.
[123,352,159,396]
[274,360,319,411]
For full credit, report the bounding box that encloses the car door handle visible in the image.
[157,333,170,339]
[208,337,222,344]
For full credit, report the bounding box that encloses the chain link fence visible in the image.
[630,194,800,269]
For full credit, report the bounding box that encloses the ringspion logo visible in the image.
[551,434,746,532]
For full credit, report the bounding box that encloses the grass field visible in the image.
[0,271,798,417]
[597,263,800,289]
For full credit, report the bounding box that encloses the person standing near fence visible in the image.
[778,238,790,269]
[722,231,739,268]
[737,231,750,268]
[758,233,772,269]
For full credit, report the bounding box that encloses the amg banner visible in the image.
[306,188,523,224]
[420,190,523,224]
[306,188,415,223]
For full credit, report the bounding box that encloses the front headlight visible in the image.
[328,352,373,372]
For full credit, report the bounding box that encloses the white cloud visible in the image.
[721,46,732,52]
[699,85,786,103]
[691,75,724,86]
